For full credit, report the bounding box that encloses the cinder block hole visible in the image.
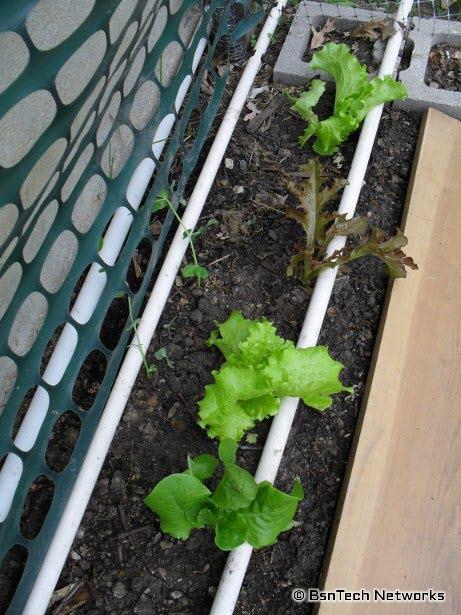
[0,544,28,612]
[72,349,107,411]
[40,322,65,377]
[399,37,415,72]
[45,411,81,472]
[424,42,461,91]
[20,474,54,539]
[99,293,129,351]
[302,17,384,73]
[126,237,153,293]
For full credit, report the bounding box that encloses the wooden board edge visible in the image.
[313,108,434,608]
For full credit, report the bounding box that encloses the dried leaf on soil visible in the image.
[310,18,336,49]
[249,85,270,99]
[132,253,142,279]
[441,0,457,9]
[244,101,260,122]
[352,19,398,41]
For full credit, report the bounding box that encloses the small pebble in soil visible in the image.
[111,470,126,495]
[191,309,203,324]
[233,185,244,194]
[224,157,234,169]
[113,581,128,599]
[171,591,183,600]
[157,567,167,581]
[153,532,162,545]
[279,148,291,158]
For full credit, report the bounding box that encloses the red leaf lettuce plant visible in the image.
[282,159,417,284]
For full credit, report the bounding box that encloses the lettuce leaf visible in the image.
[207,310,251,360]
[198,312,350,441]
[263,346,353,410]
[144,474,211,539]
[292,43,407,155]
[310,42,368,112]
[145,444,304,551]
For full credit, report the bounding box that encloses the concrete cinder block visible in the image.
[273,1,388,86]
[274,1,461,120]
[397,27,461,119]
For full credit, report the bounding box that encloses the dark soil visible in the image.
[425,43,461,91]
[304,28,378,73]
[52,80,420,615]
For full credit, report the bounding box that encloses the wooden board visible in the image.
[318,108,461,614]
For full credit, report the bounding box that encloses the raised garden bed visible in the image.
[48,13,421,613]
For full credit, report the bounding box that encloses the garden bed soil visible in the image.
[425,43,461,91]
[52,91,419,615]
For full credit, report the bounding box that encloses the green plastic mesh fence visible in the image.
[0,1,262,611]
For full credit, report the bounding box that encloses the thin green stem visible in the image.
[127,296,155,377]
[165,197,201,284]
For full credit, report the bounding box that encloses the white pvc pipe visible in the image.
[23,4,287,613]
[210,1,414,613]
[0,37,207,523]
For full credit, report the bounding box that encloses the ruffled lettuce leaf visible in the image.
[291,78,326,121]
[184,453,219,481]
[263,347,353,410]
[207,310,252,360]
[237,320,294,368]
[199,312,350,441]
[198,366,279,441]
[310,42,368,112]
[292,43,407,155]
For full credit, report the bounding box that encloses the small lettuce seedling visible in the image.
[198,311,351,441]
[144,439,304,550]
[290,42,407,155]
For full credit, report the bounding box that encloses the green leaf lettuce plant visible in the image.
[145,313,350,550]
[198,311,351,441]
[290,42,407,155]
[144,439,304,550]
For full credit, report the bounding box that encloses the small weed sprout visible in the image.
[152,186,218,286]
[125,295,157,378]
[154,347,174,368]
[163,316,177,335]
